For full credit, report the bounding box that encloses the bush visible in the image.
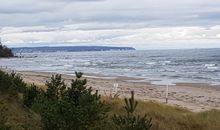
[0,71,12,91]
[23,83,41,107]
[9,71,26,93]
[112,91,152,130]
[45,74,66,100]
[0,70,26,93]
[35,72,108,130]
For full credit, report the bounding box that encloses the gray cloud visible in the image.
[0,0,219,27]
[0,0,220,48]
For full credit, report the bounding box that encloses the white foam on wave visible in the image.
[151,80,176,86]
[161,60,171,65]
[207,66,218,70]
[125,79,148,83]
[205,64,217,67]
[211,83,218,85]
[83,62,91,65]
[145,62,156,65]
[84,75,116,80]
[64,65,72,67]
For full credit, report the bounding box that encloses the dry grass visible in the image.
[0,93,42,130]
[0,92,220,130]
[103,97,220,130]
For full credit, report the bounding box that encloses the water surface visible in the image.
[1,49,220,85]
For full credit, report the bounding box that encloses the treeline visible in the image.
[0,70,152,130]
[0,44,14,57]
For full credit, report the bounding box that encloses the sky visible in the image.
[0,0,220,49]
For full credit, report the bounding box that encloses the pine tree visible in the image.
[0,70,26,93]
[45,74,66,100]
[37,72,108,130]
[23,83,41,107]
[112,91,152,130]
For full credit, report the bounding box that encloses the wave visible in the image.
[193,76,210,80]
[207,66,218,70]
[145,62,156,65]
[161,60,171,65]
[2,49,220,85]
[204,64,217,67]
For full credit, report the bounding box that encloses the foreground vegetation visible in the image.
[0,70,220,130]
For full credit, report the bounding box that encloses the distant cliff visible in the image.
[0,44,14,57]
[12,46,136,53]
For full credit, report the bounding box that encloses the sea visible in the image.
[0,48,220,85]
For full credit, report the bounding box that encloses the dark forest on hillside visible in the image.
[0,44,14,57]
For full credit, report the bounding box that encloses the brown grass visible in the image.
[103,97,220,130]
[0,93,42,130]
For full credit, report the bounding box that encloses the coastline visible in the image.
[2,69,220,112]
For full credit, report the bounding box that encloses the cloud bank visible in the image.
[0,0,220,49]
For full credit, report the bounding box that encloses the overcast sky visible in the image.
[0,0,220,49]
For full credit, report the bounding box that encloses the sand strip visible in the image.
[2,69,220,112]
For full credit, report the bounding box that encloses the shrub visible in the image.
[0,70,26,93]
[0,71,12,91]
[35,72,108,130]
[9,71,26,93]
[45,74,66,100]
[23,83,41,107]
[112,91,152,130]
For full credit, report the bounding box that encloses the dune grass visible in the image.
[103,97,220,130]
[0,93,42,130]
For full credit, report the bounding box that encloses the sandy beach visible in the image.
[2,69,220,112]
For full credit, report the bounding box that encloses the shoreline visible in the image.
[2,69,220,112]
